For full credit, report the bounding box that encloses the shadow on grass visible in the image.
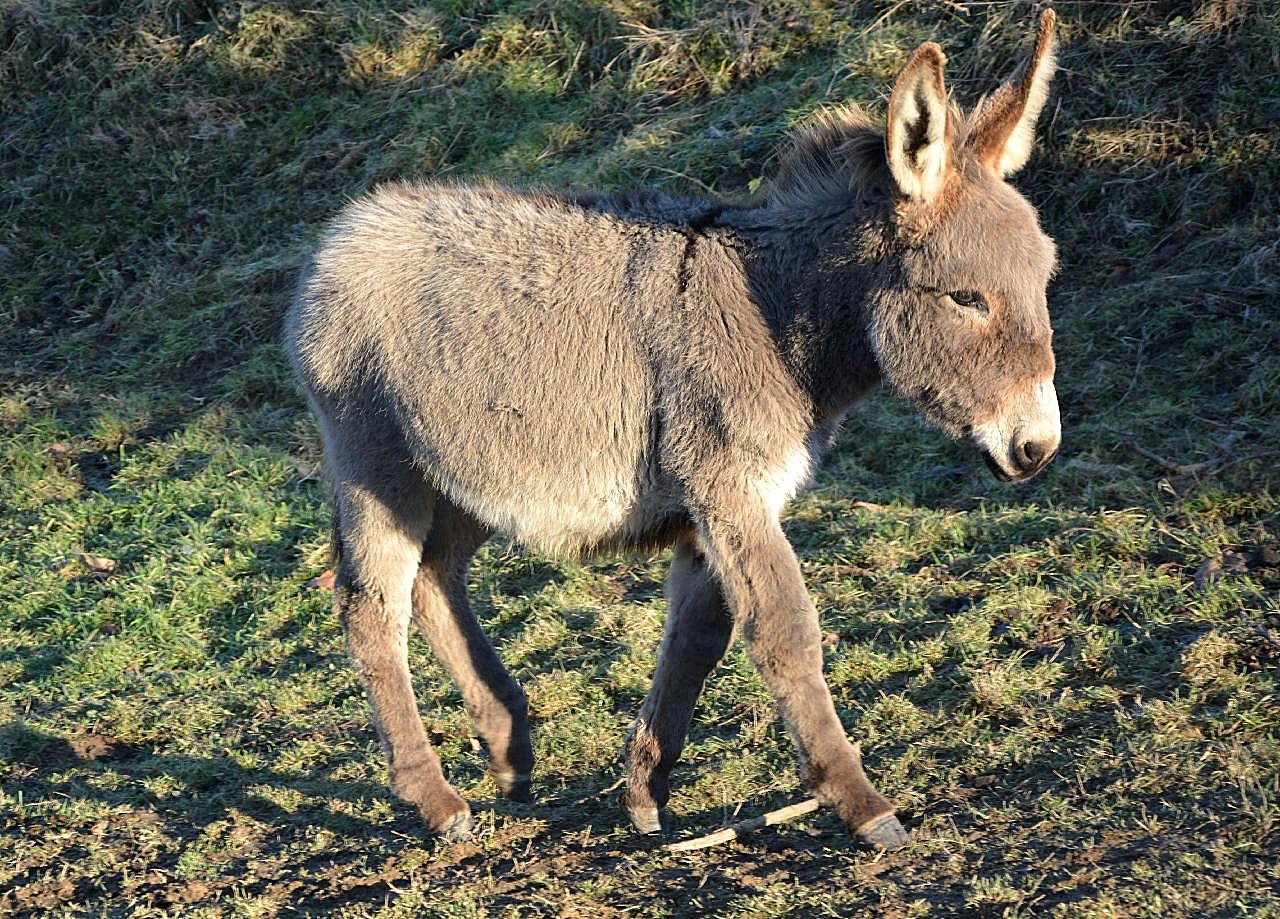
[1,722,392,835]
[0,720,654,913]
[0,646,70,689]
[1,589,1262,916]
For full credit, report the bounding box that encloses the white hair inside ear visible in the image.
[886,42,951,203]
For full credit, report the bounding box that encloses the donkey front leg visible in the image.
[623,537,734,833]
[696,505,909,850]
[334,480,472,840]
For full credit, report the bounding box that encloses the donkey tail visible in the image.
[329,502,343,570]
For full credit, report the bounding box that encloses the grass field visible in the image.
[2,0,1278,915]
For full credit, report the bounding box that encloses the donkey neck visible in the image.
[715,203,886,425]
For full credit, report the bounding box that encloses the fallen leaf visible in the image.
[971,774,997,788]
[79,553,118,574]
[165,882,211,905]
[1194,558,1223,590]
[1196,551,1247,591]
[305,569,336,591]
[68,733,128,761]
[851,500,887,513]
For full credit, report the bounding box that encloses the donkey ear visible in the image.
[886,42,952,204]
[968,9,1058,177]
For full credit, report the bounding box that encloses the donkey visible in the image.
[286,11,1061,850]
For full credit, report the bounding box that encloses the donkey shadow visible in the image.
[1,722,395,839]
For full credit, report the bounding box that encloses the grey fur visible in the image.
[285,19,1060,850]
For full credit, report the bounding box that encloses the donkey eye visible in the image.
[949,290,989,314]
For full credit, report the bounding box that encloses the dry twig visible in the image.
[1114,429,1249,477]
[569,775,626,807]
[665,798,820,852]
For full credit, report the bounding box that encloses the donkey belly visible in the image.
[380,276,665,557]
[393,370,667,556]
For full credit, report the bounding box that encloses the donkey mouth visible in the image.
[982,448,1058,483]
[981,450,1015,482]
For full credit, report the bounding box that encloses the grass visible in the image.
[1,0,1278,915]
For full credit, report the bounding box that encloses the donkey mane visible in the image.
[761,100,990,218]
[533,104,894,223]
[472,104,905,228]
[761,104,890,213]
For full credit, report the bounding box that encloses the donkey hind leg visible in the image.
[623,538,734,834]
[331,455,473,841]
[697,505,909,850]
[411,501,533,802]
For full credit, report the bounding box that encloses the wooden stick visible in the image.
[1118,429,1248,477]
[664,798,821,852]
[1127,441,1217,477]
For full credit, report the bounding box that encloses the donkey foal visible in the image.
[286,12,1062,849]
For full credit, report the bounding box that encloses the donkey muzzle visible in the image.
[974,378,1061,483]
[982,449,1014,482]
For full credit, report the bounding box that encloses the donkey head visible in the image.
[868,11,1060,482]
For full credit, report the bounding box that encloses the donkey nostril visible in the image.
[1017,439,1047,471]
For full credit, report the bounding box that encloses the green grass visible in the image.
[2,0,1278,915]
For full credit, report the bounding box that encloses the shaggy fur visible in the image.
[286,11,1061,849]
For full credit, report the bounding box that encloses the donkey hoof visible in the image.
[493,771,533,803]
[438,811,475,843]
[855,812,909,850]
[627,805,664,836]
[419,794,473,842]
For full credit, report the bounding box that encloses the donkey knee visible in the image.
[672,625,732,671]
[335,583,401,662]
[487,681,534,783]
[497,680,529,723]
